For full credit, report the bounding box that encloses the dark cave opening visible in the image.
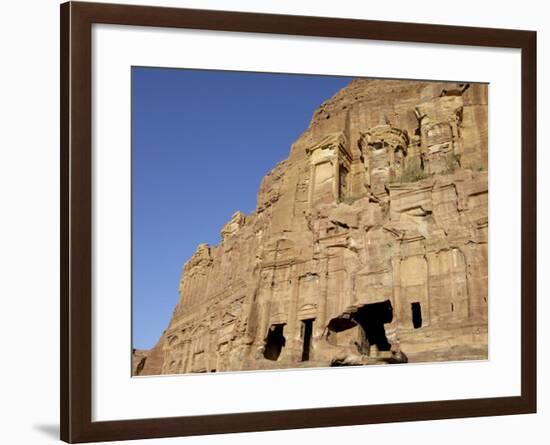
[264,324,286,361]
[353,300,393,351]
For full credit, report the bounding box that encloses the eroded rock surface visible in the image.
[133,79,488,376]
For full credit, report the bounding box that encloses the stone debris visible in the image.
[133,79,488,376]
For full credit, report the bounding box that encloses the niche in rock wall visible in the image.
[264,324,286,361]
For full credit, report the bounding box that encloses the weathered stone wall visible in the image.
[134,78,488,376]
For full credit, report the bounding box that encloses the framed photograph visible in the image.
[60,1,537,442]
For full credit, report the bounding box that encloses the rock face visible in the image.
[133,78,488,376]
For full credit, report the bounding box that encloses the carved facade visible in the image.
[133,79,488,375]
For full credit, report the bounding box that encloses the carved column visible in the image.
[423,254,431,327]
[314,257,329,338]
[332,158,339,200]
[285,264,301,358]
[255,249,279,350]
[255,286,271,348]
[391,256,404,329]
[307,163,316,210]
[180,339,191,374]
[425,251,439,325]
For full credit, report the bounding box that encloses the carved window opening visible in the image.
[264,323,286,361]
[411,302,422,329]
[353,300,393,352]
[301,318,314,361]
[450,302,454,313]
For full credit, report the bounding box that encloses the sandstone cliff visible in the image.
[134,78,488,375]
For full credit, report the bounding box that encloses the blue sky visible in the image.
[132,67,353,349]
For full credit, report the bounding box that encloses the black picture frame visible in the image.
[60,1,537,442]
